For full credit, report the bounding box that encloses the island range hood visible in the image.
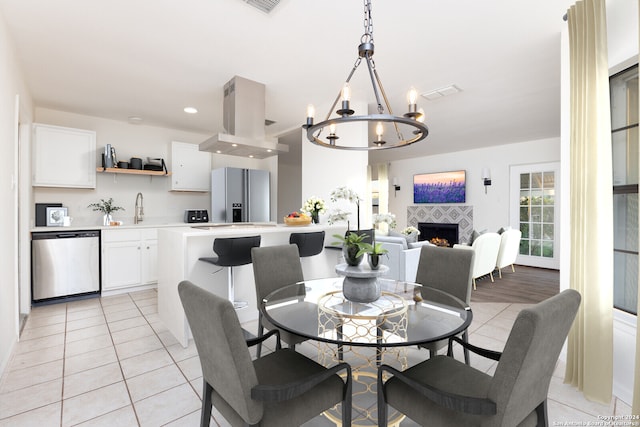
[199,76,288,159]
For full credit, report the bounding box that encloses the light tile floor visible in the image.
[0,290,634,426]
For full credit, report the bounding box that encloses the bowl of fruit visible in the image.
[284,211,312,226]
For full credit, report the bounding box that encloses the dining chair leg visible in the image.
[462,330,470,365]
[473,278,477,290]
[535,400,549,427]
[337,324,344,362]
[256,314,264,358]
[201,381,213,427]
[377,370,388,427]
[498,268,503,279]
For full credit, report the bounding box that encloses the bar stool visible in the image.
[289,231,325,257]
[198,235,261,309]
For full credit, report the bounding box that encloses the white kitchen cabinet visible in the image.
[170,141,211,191]
[32,123,96,188]
[102,228,157,293]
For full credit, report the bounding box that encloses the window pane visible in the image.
[531,207,542,223]
[520,207,529,222]
[531,190,543,206]
[520,239,530,255]
[542,241,554,258]
[543,171,555,189]
[531,223,541,239]
[531,240,542,256]
[543,190,555,205]
[520,173,530,190]
[613,193,638,253]
[543,223,554,240]
[532,173,543,189]
[611,65,639,129]
[613,251,638,315]
[520,223,530,238]
[612,128,639,186]
[542,207,554,223]
[520,191,530,206]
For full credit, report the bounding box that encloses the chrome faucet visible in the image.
[134,192,144,224]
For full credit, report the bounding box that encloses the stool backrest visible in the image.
[213,235,261,266]
[289,231,325,257]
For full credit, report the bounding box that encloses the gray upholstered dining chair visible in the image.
[251,244,309,358]
[378,289,581,427]
[414,245,475,364]
[178,280,352,427]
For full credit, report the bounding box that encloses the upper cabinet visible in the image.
[170,141,211,192]
[32,123,97,188]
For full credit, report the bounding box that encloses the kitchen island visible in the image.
[157,223,347,347]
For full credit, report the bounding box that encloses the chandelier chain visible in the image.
[361,0,374,44]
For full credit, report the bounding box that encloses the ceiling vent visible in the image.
[243,0,280,13]
[421,85,462,101]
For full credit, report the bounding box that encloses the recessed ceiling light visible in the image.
[183,107,198,114]
[249,155,254,158]
[232,144,238,147]
[266,149,272,153]
[216,150,221,154]
[128,116,143,124]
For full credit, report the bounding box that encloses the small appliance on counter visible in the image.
[184,209,209,223]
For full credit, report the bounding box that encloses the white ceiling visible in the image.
[0,0,574,163]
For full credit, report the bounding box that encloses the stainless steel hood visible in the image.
[200,76,288,159]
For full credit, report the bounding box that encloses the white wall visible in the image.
[0,9,33,375]
[386,137,560,231]
[301,101,370,229]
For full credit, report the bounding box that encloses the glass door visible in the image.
[510,162,560,269]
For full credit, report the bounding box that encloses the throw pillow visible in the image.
[405,232,419,243]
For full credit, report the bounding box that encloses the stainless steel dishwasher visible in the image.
[32,230,101,303]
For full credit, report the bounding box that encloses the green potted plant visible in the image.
[356,241,389,270]
[88,198,124,226]
[332,231,368,266]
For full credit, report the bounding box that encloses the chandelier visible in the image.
[303,0,429,151]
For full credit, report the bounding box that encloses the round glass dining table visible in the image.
[260,276,473,427]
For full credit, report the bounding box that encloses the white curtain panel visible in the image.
[565,0,614,404]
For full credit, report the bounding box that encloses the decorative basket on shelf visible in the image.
[283,214,312,226]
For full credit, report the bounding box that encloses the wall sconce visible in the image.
[392,177,401,197]
[481,168,492,193]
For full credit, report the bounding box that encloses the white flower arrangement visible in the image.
[401,226,420,236]
[301,196,326,215]
[330,186,362,229]
[373,213,397,229]
[330,186,362,204]
[327,208,352,225]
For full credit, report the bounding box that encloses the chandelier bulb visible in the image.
[407,87,418,105]
[376,122,384,138]
[307,104,315,119]
[329,123,337,136]
[342,83,351,102]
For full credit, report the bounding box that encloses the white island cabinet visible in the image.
[158,224,346,347]
[32,123,96,188]
[170,141,211,192]
[102,228,157,295]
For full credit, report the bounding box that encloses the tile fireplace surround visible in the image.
[407,205,474,244]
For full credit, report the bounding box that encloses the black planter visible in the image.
[343,244,363,266]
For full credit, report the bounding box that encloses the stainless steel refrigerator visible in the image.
[211,167,270,222]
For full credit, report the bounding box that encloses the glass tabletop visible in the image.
[261,277,472,348]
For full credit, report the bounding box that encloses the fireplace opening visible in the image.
[418,222,459,247]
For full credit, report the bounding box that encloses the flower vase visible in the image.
[103,213,113,226]
[311,211,319,224]
[343,244,363,266]
[368,254,381,270]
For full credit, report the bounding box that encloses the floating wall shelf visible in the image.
[96,167,171,176]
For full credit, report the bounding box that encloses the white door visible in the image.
[509,162,560,269]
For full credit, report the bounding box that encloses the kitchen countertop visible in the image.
[30,221,280,233]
